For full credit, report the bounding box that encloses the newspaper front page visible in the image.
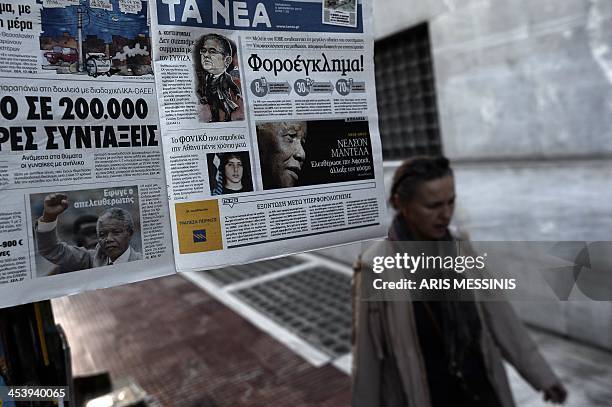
[151,0,387,271]
[0,0,175,307]
[0,0,385,308]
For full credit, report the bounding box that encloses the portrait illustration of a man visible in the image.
[193,33,243,122]
[36,193,142,272]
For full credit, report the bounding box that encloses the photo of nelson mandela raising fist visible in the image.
[36,193,142,272]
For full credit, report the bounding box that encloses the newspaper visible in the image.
[150,0,387,272]
[0,0,175,307]
[0,0,386,308]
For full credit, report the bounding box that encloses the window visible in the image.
[375,23,442,160]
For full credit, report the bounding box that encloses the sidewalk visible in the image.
[52,273,350,406]
[507,329,612,407]
[52,254,612,406]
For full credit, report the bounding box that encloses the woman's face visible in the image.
[224,157,243,184]
[397,175,455,240]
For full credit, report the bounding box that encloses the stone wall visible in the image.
[320,0,612,349]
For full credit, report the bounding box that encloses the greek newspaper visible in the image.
[150,0,387,272]
[0,0,385,308]
[0,0,175,307]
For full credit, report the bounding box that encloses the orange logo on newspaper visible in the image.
[175,200,223,254]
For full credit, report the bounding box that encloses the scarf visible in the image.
[388,214,482,376]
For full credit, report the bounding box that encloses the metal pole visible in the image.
[77,8,83,72]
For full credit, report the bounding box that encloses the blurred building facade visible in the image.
[321,0,612,350]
